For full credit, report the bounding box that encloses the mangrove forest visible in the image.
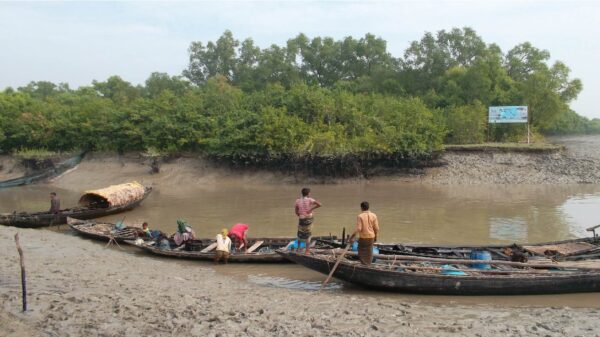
[1,27,598,173]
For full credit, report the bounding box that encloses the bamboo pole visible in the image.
[371,264,577,275]
[321,249,600,271]
[14,233,27,312]
[320,243,352,290]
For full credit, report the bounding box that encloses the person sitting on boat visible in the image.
[140,222,161,239]
[348,201,379,266]
[228,223,249,253]
[141,222,151,236]
[215,228,232,264]
[173,219,196,246]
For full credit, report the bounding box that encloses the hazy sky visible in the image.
[1,1,598,118]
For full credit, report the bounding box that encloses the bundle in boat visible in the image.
[79,181,146,208]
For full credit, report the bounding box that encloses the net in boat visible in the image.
[79,181,146,208]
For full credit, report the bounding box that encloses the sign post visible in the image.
[488,106,529,143]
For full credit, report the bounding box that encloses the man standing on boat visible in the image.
[294,187,322,254]
[349,201,379,265]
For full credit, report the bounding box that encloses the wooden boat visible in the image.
[317,230,600,262]
[277,249,600,295]
[376,237,600,262]
[68,217,147,243]
[0,151,86,189]
[0,182,152,228]
[125,236,336,263]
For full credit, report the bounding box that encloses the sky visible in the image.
[0,0,599,119]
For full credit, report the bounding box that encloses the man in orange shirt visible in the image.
[349,201,379,265]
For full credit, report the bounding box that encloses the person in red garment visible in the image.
[228,223,249,253]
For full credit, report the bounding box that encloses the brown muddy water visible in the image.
[2,143,600,307]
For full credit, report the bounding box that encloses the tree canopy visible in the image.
[0,28,593,171]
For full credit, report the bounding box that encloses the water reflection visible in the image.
[489,217,527,241]
[559,193,600,237]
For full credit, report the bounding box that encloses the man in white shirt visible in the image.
[215,228,232,264]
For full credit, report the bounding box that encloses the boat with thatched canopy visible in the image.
[0,182,152,228]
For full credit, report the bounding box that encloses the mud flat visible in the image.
[1,226,600,337]
[422,136,600,185]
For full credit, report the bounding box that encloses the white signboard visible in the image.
[488,106,528,123]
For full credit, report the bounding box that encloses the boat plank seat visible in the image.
[247,240,265,253]
[200,242,217,253]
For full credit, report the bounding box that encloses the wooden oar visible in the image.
[320,242,352,290]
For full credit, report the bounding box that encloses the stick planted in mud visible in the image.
[14,233,27,312]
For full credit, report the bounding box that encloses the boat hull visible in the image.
[126,238,291,263]
[278,251,600,295]
[126,236,336,264]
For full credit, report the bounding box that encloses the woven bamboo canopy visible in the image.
[79,181,146,208]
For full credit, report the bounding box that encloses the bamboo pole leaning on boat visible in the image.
[320,243,352,290]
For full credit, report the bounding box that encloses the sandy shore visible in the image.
[1,227,600,337]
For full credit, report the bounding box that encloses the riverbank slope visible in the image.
[3,137,599,184]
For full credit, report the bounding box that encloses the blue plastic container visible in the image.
[287,240,307,250]
[441,264,467,276]
[372,247,379,262]
[470,250,492,270]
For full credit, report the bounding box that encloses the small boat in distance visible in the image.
[0,182,152,228]
[0,151,86,189]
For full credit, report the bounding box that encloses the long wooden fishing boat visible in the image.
[376,236,600,262]
[125,236,336,263]
[277,249,600,295]
[0,151,86,189]
[68,217,147,243]
[0,182,152,228]
[318,229,600,262]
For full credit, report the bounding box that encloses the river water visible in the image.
[1,136,600,306]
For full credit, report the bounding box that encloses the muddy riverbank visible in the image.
[1,136,599,184]
[2,227,600,337]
